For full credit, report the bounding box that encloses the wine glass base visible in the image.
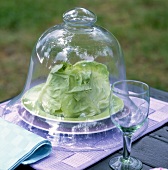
[109,156,142,170]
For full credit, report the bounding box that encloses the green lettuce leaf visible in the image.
[37,61,110,118]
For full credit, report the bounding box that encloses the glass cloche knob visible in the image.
[63,7,97,26]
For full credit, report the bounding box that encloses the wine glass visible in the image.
[109,80,150,170]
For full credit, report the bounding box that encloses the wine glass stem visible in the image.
[123,133,132,161]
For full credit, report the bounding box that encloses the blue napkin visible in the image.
[0,118,52,170]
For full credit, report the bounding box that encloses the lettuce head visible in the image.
[37,61,110,118]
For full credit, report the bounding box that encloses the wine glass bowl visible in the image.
[109,80,150,170]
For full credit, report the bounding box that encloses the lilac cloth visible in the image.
[0,97,168,170]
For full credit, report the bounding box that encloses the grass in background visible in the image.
[0,0,168,102]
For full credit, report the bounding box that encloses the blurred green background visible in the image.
[0,0,168,102]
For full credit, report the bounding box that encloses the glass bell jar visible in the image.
[2,7,126,150]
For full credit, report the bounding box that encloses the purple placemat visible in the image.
[0,97,168,170]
